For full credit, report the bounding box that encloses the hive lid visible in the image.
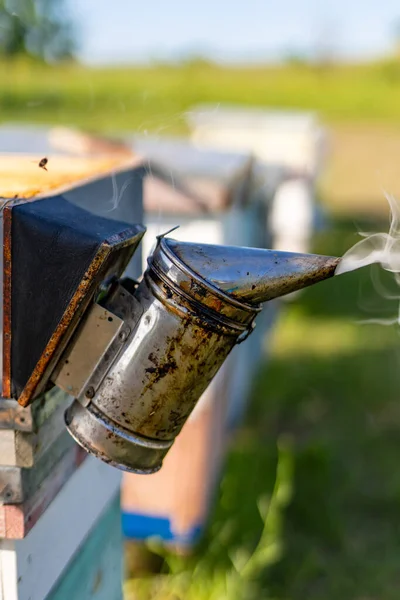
[0,153,139,199]
[131,135,252,181]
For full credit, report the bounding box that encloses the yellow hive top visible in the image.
[0,154,138,199]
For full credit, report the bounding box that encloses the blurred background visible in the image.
[3,1,400,598]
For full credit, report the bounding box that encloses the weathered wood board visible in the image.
[0,438,87,539]
[0,429,76,504]
[0,400,68,468]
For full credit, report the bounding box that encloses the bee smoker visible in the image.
[3,193,339,474]
[57,237,339,473]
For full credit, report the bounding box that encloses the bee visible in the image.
[38,157,48,171]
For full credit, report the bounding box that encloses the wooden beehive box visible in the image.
[0,153,145,600]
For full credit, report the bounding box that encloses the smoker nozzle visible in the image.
[164,238,340,304]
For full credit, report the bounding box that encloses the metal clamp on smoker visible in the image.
[2,194,339,474]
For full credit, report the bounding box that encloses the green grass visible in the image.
[125,217,400,600]
[4,59,400,133]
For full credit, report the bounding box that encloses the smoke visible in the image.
[335,193,400,324]
[336,193,400,277]
[105,172,137,212]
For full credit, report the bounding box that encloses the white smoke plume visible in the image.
[335,193,400,325]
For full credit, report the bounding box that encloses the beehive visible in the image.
[0,153,144,600]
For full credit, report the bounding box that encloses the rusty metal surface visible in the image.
[151,237,260,327]
[164,238,340,304]
[17,243,110,407]
[35,221,342,476]
[65,400,172,474]
[64,270,244,473]
[91,277,235,441]
[63,235,341,474]
[17,227,145,408]
[2,204,13,398]
[64,291,236,472]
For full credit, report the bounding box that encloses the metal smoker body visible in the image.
[54,236,339,474]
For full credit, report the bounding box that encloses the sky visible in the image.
[69,1,400,65]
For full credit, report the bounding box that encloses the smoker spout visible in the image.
[165,239,340,304]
